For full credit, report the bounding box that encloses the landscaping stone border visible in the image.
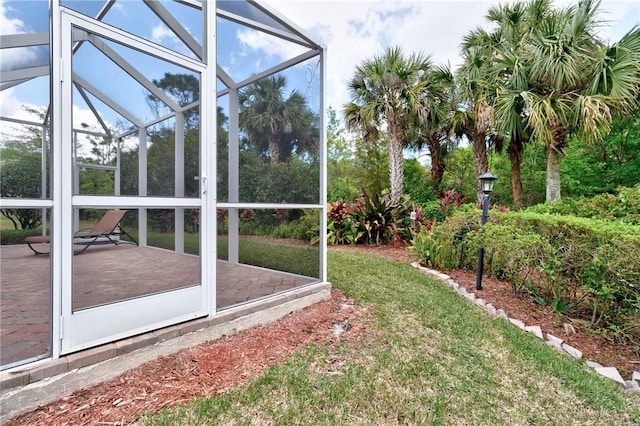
[411,263,640,392]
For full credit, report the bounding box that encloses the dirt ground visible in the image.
[5,245,639,425]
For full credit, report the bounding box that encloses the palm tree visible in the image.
[411,64,457,190]
[519,0,640,202]
[455,29,502,204]
[343,46,436,201]
[239,75,318,164]
[489,0,553,209]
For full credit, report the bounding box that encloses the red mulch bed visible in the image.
[6,245,639,425]
[6,288,371,426]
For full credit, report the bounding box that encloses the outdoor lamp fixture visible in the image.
[475,171,497,290]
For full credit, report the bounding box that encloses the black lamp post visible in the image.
[475,171,497,290]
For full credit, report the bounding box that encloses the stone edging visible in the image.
[411,262,640,393]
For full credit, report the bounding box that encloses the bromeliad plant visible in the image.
[327,191,412,246]
[326,189,469,246]
[327,200,357,245]
[348,190,411,246]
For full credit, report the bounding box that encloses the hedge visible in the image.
[412,210,640,344]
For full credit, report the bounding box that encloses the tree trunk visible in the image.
[507,141,524,209]
[428,135,446,190]
[388,135,404,202]
[546,148,561,203]
[472,132,488,205]
[268,138,280,164]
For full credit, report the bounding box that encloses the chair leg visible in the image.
[73,236,100,255]
[119,229,138,245]
[27,242,50,255]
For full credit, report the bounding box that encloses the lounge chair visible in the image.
[25,210,138,255]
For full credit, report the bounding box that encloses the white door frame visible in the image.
[58,8,212,354]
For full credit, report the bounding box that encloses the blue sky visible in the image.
[1,0,638,131]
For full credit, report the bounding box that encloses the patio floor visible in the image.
[0,243,317,369]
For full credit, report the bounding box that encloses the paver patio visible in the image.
[0,243,316,369]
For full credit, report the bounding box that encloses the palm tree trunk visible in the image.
[546,148,561,203]
[268,138,280,164]
[428,136,446,190]
[473,132,488,205]
[507,141,524,209]
[388,134,404,202]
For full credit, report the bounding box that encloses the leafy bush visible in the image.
[412,210,640,345]
[326,201,357,244]
[526,184,640,225]
[348,191,410,246]
[1,227,43,245]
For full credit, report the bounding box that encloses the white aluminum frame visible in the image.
[58,8,210,354]
[1,0,326,368]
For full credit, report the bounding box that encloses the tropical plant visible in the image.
[239,74,319,164]
[455,28,502,204]
[326,201,357,245]
[343,46,437,201]
[516,0,640,202]
[410,64,458,191]
[484,0,549,209]
[347,190,410,245]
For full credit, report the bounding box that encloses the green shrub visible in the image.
[1,227,42,245]
[272,209,320,242]
[526,184,640,225]
[412,209,640,345]
[412,211,480,270]
[476,224,550,294]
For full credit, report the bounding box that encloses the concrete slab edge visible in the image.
[411,263,638,391]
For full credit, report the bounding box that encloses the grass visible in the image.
[139,250,640,425]
[217,238,319,278]
[146,234,319,278]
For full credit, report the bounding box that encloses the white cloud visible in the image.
[0,0,39,72]
[0,88,31,121]
[237,27,308,61]
[149,23,199,57]
[150,24,176,44]
[265,0,639,111]
[0,0,22,34]
[0,89,22,118]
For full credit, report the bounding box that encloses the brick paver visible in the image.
[1,244,315,369]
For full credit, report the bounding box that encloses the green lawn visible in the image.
[145,234,320,278]
[140,250,640,425]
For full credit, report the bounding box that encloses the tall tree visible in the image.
[520,0,640,202]
[486,0,551,209]
[343,46,436,201]
[147,72,200,130]
[411,65,457,191]
[239,75,318,164]
[327,107,361,202]
[456,29,502,204]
